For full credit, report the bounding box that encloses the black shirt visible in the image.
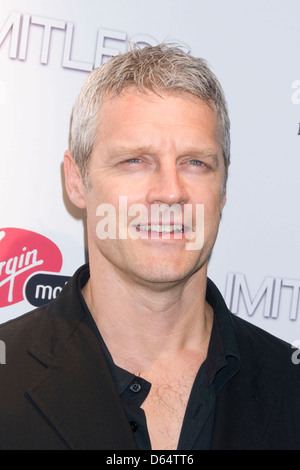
[78,269,240,450]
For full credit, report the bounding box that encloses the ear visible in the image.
[64,150,87,209]
[220,189,227,212]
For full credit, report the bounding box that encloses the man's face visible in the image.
[76,89,226,287]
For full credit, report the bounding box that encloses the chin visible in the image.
[132,258,202,286]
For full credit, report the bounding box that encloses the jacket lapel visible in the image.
[25,265,138,450]
[27,314,138,450]
[211,334,279,450]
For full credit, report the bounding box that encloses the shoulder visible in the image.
[0,264,89,364]
[230,312,292,356]
[207,277,296,374]
[0,306,47,356]
[229,313,300,391]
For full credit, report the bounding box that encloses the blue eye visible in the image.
[125,158,142,163]
[188,160,204,166]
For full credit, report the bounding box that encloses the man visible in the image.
[0,44,299,450]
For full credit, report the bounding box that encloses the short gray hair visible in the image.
[69,43,230,187]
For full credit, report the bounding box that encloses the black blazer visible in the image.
[0,265,299,450]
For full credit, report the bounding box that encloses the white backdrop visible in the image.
[1,0,300,344]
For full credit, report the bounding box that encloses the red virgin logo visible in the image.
[0,228,63,307]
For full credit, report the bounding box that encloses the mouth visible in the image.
[136,224,185,234]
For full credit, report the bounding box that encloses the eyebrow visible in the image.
[180,148,219,161]
[106,145,157,159]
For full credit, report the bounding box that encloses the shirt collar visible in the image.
[205,277,241,392]
[77,265,240,394]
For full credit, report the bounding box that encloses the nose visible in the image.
[146,161,189,206]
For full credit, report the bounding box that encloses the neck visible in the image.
[82,258,213,374]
